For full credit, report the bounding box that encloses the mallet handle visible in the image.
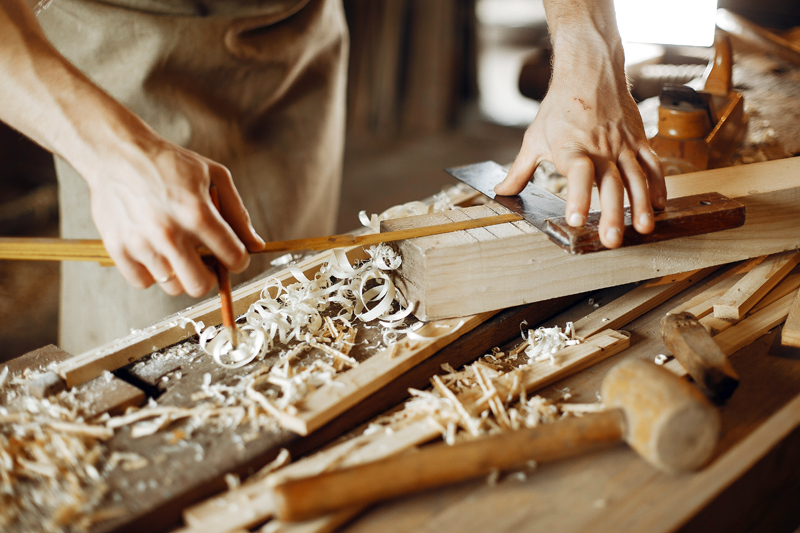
[273,409,625,522]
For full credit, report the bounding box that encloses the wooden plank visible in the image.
[1,345,145,419]
[573,267,718,339]
[700,270,800,335]
[712,250,800,320]
[387,157,800,321]
[278,311,499,436]
[54,247,370,388]
[781,290,800,347]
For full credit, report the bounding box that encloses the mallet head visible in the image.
[602,359,720,473]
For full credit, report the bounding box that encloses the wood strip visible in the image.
[388,157,800,321]
[664,289,798,377]
[712,250,800,320]
[700,271,800,335]
[455,331,629,414]
[1,345,145,419]
[669,257,763,318]
[0,214,521,264]
[781,290,800,348]
[572,267,718,339]
[277,312,499,435]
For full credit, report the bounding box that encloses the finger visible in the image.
[560,153,594,227]
[210,165,266,253]
[106,243,156,290]
[618,149,654,235]
[162,238,216,298]
[192,196,251,275]
[638,145,667,210]
[142,251,184,297]
[595,161,626,249]
[494,129,543,196]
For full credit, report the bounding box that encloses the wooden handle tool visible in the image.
[661,311,740,403]
[208,187,238,349]
[271,360,719,522]
[0,213,522,265]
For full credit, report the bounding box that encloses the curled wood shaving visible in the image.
[197,244,413,372]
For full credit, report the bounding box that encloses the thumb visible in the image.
[211,166,266,253]
[494,134,542,196]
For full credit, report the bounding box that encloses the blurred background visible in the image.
[2,0,800,361]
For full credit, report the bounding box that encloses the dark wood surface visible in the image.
[545,192,747,254]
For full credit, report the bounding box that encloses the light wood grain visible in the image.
[573,267,718,339]
[278,311,499,436]
[664,289,798,377]
[713,250,800,320]
[0,214,520,264]
[669,257,762,318]
[180,331,627,532]
[56,247,370,388]
[388,158,800,321]
[781,290,800,347]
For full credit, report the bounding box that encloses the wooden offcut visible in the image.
[713,250,800,320]
[782,291,800,347]
[387,158,800,321]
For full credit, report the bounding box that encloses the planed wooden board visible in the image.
[387,157,800,321]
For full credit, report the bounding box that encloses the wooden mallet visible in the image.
[270,359,721,522]
[660,311,740,403]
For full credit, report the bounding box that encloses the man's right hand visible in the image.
[1,0,264,297]
[86,134,265,297]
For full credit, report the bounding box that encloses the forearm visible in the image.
[543,0,626,92]
[0,0,155,187]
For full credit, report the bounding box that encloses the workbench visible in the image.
[5,24,800,533]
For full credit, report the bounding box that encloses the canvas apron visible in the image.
[37,0,348,354]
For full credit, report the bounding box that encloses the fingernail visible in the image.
[638,212,652,228]
[568,213,585,227]
[656,196,666,210]
[605,228,622,247]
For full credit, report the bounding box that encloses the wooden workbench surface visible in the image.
[340,274,800,533]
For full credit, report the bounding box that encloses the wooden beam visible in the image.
[713,250,800,320]
[387,157,800,321]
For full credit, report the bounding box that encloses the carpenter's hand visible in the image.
[86,136,265,297]
[495,50,666,249]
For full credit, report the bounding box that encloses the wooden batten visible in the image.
[386,158,800,321]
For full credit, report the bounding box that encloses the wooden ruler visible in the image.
[0,213,521,265]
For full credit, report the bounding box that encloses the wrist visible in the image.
[544,0,626,89]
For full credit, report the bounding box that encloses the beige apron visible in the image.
[37,0,348,354]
